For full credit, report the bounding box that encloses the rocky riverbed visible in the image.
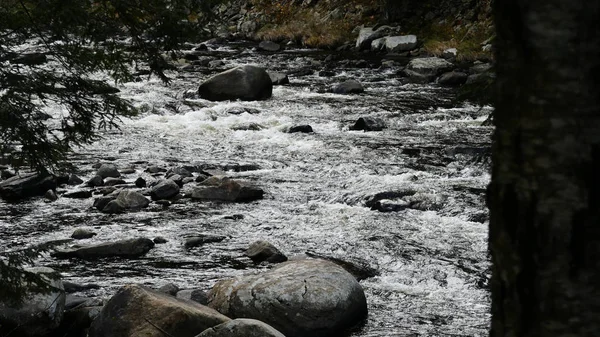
[1,40,492,336]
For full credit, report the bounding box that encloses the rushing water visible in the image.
[0,42,493,336]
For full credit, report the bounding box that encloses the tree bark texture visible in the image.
[490,0,600,336]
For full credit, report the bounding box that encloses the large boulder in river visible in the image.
[52,238,154,259]
[191,177,264,202]
[198,65,272,101]
[151,179,180,200]
[0,267,66,337]
[196,318,285,337]
[207,259,368,337]
[355,27,387,50]
[88,284,230,337]
[0,172,57,200]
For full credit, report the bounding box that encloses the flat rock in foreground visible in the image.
[89,284,230,337]
[208,259,368,337]
[52,238,154,259]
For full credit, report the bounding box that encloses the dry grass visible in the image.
[420,20,494,61]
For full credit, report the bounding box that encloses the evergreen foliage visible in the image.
[0,0,219,172]
[0,0,220,308]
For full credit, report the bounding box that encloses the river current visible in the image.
[0,42,492,336]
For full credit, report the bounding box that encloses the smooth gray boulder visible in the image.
[0,267,66,337]
[52,238,155,259]
[332,80,364,94]
[198,65,272,101]
[370,37,387,51]
[245,240,287,263]
[88,284,230,337]
[406,57,454,78]
[116,190,150,209]
[385,35,418,52]
[208,259,368,337]
[151,179,180,201]
[191,177,263,202]
[195,318,285,337]
[0,172,57,200]
[96,164,120,178]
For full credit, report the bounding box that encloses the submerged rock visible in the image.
[52,238,155,259]
[71,228,97,240]
[196,319,285,337]
[208,259,367,337]
[258,41,281,52]
[185,234,227,248]
[0,267,66,337]
[198,65,273,101]
[0,172,57,200]
[288,125,313,133]
[88,284,229,337]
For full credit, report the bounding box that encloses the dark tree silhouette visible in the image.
[489,0,600,336]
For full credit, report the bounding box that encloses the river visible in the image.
[0,41,492,336]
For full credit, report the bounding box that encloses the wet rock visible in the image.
[169,174,184,187]
[63,282,100,294]
[332,80,364,94]
[167,167,194,178]
[258,41,281,52]
[198,65,272,101]
[406,57,454,78]
[86,175,104,187]
[0,267,66,337]
[67,174,84,186]
[470,62,493,74]
[9,52,47,65]
[102,199,126,214]
[231,122,263,131]
[288,125,313,133]
[63,189,93,199]
[0,172,57,200]
[208,259,367,337]
[245,240,287,263]
[135,177,147,188]
[88,284,230,337]
[151,179,180,201]
[145,165,166,174]
[120,167,136,174]
[45,189,58,202]
[93,195,115,211]
[177,289,209,305]
[71,228,97,240]
[209,60,225,68]
[153,236,168,244]
[52,238,155,259]
[305,251,379,281]
[116,190,150,210]
[349,117,386,131]
[286,67,313,77]
[385,35,418,52]
[185,234,227,248]
[104,177,127,186]
[191,177,264,202]
[438,71,468,86]
[56,304,101,337]
[318,70,336,77]
[223,214,244,220]
[268,72,290,85]
[158,283,180,296]
[196,318,285,337]
[1,169,15,180]
[97,164,120,178]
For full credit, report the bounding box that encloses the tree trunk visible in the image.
[489,0,600,336]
